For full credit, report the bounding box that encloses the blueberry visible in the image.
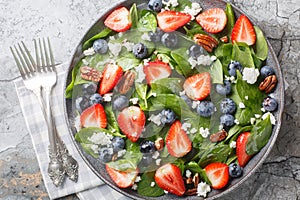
[215,80,231,95]
[149,28,164,43]
[262,97,278,112]
[82,82,98,96]
[197,101,216,117]
[99,147,114,163]
[228,61,243,77]
[220,114,235,127]
[260,66,275,79]
[75,96,90,113]
[229,163,243,178]
[180,94,193,108]
[140,140,156,154]
[188,44,204,59]
[89,93,104,105]
[112,137,125,152]
[220,98,236,114]
[112,95,129,111]
[132,43,148,59]
[93,39,108,54]
[161,32,178,48]
[160,109,176,125]
[148,0,163,12]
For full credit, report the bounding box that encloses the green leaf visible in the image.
[151,78,183,95]
[106,156,140,171]
[130,3,139,29]
[65,60,83,99]
[171,48,197,77]
[210,59,223,84]
[198,144,232,168]
[104,104,123,136]
[232,43,255,68]
[137,172,165,197]
[226,125,252,143]
[137,10,157,32]
[185,161,211,185]
[246,116,273,155]
[82,28,112,50]
[81,143,98,158]
[75,127,116,144]
[172,0,192,12]
[116,52,141,71]
[135,82,148,108]
[253,26,268,61]
[183,21,206,39]
[225,3,235,39]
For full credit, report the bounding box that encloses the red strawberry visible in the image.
[154,163,186,196]
[166,120,192,158]
[143,61,172,85]
[104,7,131,32]
[106,164,139,188]
[196,8,227,33]
[183,72,211,101]
[99,63,123,95]
[205,162,229,189]
[80,104,107,128]
[231,15,256,46]
[117,106,146,142]
[157,10,191,32]
[236,132,253,167]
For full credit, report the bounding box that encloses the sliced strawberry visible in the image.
[155,163,186,196]
[231,15,256,46]
[205,162,229,189]
[143,61,172,85]
[104,7,131,32]
[236,131,253,167]
[80,104,107,128]
[166,120,192,158]
[106,164,139,188]
[117,106,146,142]
[99,63,123,95]
[157,10,191,32]
[183,72,211,101]
[196,8,227,33]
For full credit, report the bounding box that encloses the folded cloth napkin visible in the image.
[14,63,130,200]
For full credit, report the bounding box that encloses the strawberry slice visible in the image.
[205,162,229,189]
[155,163,186,196]
[166,120,192,158]
[143,61,172,85]
[157,10,191,32]
[117,106,146,142]
[99,63,123,95]
[106,164,139,188]
[183,72,211,101]
[236,132,253,167]
[104,7,131,32]
[231,15,256,46]
[196,8,227,33]
[80,104,107,128]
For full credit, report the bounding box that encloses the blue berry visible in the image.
[82,82,98,96]
[149,28,164,43]
[260,66,275,79]
[75,96,90,113]
[148,0,162,12]
[161,32,178,48]
[228,61,243,77]
[229,163,243,178]
[188,44,204,59]
[197,101,216,117]
[99,147,114,163]
[89,93,104,105]
[220,114,235,127]
[112,95,129,111]
[140,140,156,154]
[111,137,125,152]
[93,39,108,54]
[220,98,236,114]
[215,80,231,95]
[132,43,148,59]
[262,97,278,112]
[160,109,176,124]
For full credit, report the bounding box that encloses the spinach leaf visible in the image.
[173,0,192,12]
[137,172,164,197]
[225,3,235,38]
[104,104,122,135]
[232,43,255,68]
[210,59,223,84]
[253,26,268,61]
[226,125,252,143]
[142,122,164,138]
[137,10,157,32]
[116,52,141,71]
[82,28,112,50]
[183,21,206,39]
[246,115,272,155]
[130,3,139,29]
[151,78,183,95]
[171,48,197,77]
[198,144,232,168]
[65,59,83,99]
[81,143,98,158]
[75,127,115,144]
[135,82,148,108]
[185,161,211,185]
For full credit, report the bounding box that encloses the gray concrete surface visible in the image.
[0,0,299,199]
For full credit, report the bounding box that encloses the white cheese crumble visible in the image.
[234,119,240,125]
[245,96,249,100]
[162,0,179,10]
[117,149,126,158]
[156,158,162,166]
[250,117,256,125]
[186,170,192,178]
[188,55,215,68]
[122,41,135,51]
[183,2,202,20]
[255,114,261,119]
[135,176,142,183]
[82,58,90,66]
[229,141,236,148]
[141,33,151,41]
[132,184,138,190]
[91,144,99,154]
[152,151,160,159]
[192,100,200,109]
[150,182,156,187]
[261,107,266,112]
[83,47,95,56]
[108,42,122,57]
[199,127,210,138]
[88,132,113,146]
[148,113,162,126]
[225,75,237,83]
[164,190,169,194]
[197,182,211,197]
[262,112,276,125]
[103,93,113,102]
[190,128,198,134]
[130,98,139,105]
[242,67,260,84]
[239,102,245,109]
[181,122,192,131]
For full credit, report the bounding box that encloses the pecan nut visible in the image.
[80,66,102,82]
[155,137,164,151]
[193,33,219,53]
[210,129,228,143]
[259,75,277,93]
[220,35,229,43]
[117,70,136,94]
[185,188,197,196]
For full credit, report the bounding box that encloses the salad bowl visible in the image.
[64,0,284,199]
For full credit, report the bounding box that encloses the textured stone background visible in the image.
[0,0,299,199]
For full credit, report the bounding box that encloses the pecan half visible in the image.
[80,66,102,82]
[220,35,229,43]
[155,137,164,151]
[117,70,136,94]
[259,75,277,93]
[210,129,228,143]
[193,34,219,53]
[185,188,197,196]
[193,173,200,188]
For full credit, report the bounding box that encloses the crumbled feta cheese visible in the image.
[90,144,99,154]
[156,158,162,166]
[109,36,115,40]
[117,149,126,158]
[162,0,179,9]
[132,184,138,190]
[197,182,211,197]
[192,101,200,109]
[188,57,198,69]
[122,41,135,51]
[239,102,245,109]
[181,122,192,131]
[148,113,162,126]
[82,58,90,66]
[103,93,113,102]
[262,112,276,125]
[130,98,139,105]
[88,132,113,146]
[152,92,157,97]
[255,114,261,119]
[188,55,215,68]
[234,119,240,125]
[225,75,236,83]
[135,64,146,82]
[152,151,160,159]
[179,90,186,96]
[186,170,192,178]
[245,96,249,100]
[261,107,266,112]
[219,124,224,131]
[135,176,142,183]
[141,33,151,41]
[190,128,198,134]
[199,127,210,138]
[250,117,256,125]
[242,68,260,84]
[229,141,236,148]
[164,190,169,194]
[108,42,122,57]
[143,58,150,65]
[83,47,95,56]
[210,55,217,62]
[150,182,156,187]
[183,2,202,20]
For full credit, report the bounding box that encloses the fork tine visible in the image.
[18,43,35,74]
[13,45,31,76]
[39,38,45,68]
[47,38,55,67]
[43,38,51,71]
[10,46,26,78]
[34,39,41,72]
[21,41,37,72]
